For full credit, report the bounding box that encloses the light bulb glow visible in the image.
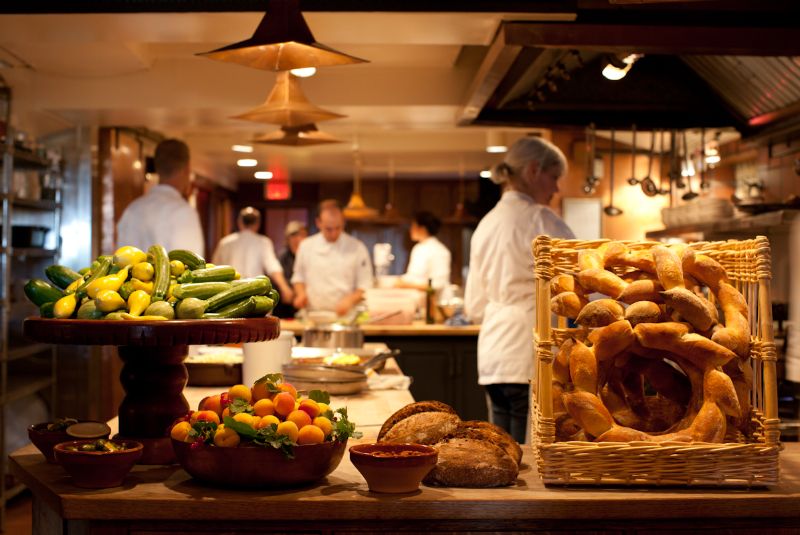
[290,67,317,78]
[479,170,492,178]
[237,158,258,167]
[602,62,632,81]
[254,171,273,179]
[232,145,254,153]
[486,145,507,154]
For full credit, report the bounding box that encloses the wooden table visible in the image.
[10,440,800,534]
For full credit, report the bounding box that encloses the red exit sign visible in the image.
[264,180,291,200]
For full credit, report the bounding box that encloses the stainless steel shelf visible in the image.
[8,148,49,170]
[11,198,61,211]
[3,375,54,405]
[5,343,51,362]
[645,209,800,239]
[8,248,58,258]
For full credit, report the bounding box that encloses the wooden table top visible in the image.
[10,440,800,522]
[281,319,480,337]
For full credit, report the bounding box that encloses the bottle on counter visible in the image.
[425,278,435,325]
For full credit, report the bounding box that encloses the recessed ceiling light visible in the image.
[232,144,254,153]
[290,67,316,78]
[254,171,273,180]
[237,158,258,167]
[479,170,492,179]
[486,131,507,153]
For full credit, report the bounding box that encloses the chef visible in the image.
[292,199,373,316]
[117,138,204,254]
[465,136,575,443]
[395,211,451,291]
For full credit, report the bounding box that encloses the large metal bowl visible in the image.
[281,364,368,395]
[301,324,364,348]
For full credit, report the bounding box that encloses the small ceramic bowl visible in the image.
[28,421,111,463]
[349,443,438,493]
[54,440,143,489]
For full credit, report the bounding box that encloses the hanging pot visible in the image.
[640,130,659,197]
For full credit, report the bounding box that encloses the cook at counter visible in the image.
[465,136,574,442]
[395,211,451,292]
[292,199,373,317]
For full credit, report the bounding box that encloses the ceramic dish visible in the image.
[28,421,111,463]
[54,439,143,488]
[349,443,438,493]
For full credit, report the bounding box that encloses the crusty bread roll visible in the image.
[575,299,625,327]
[625,301,663,326]
[549,273,583,296]
[660,287,718,332]
[618,279,664,304]
[596,426,651,442]
[378,401,460,444]
[578,249,603,271]
[602,242,656,273]
[703,368,741,418]
[562,390,614,438]
[576,268,627,299]
[567,339,597,393]
[588,319,635,362]
[652,245,684,290]
[423,434,518,488]
[550,291,588,318]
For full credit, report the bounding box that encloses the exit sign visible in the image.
[265,180,291,200]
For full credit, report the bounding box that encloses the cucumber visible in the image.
[148,245,170,302]
[207,296,257,319]
[168,249,206,271]
[173,282,232,300]
[45,265,82,289]
[178,265,236,284]
[205,277,271,312]
[251,295,275,316]
[24,279,65,306]
[39,302,55,318]
[76,256,112,298]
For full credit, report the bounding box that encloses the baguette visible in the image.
[568,339,598,393]
[652,245,685,290]
[576,268,627,299]
[575,299,625,327]
[562,391,614,438]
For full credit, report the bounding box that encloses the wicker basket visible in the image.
[531,235,780,487]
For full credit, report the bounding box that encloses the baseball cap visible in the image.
[285,220,307,237]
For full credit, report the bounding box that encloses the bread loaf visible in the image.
[575,299,625,327]
[458,420,523,466]
[423,435,518,487]
[378,401,460,444]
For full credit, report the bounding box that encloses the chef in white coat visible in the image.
[465,136,575,443]
[117,139,204,255]
[396,211,451,291]
[292,199,373,316]
[212,206,293,304]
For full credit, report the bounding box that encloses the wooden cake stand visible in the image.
[23,317,280,464]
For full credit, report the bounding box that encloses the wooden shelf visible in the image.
[4,374,53,404]
[645,209,800,239]
[8,248,58,258]
[5,343,51,362]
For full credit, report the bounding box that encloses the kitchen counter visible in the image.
[280,319,480,336]
[11,440,800,534]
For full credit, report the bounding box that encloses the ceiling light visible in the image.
[255,171,273,180]
[232,144,254,153]
[602,54,642,81]
[290,67,316,78]
[479,170,492,179]
[132,160,142,170]
[197,0,368,71]
[343,151,378,220]
[237,158,258,167]
[486,131,507,153]
[252,123,341,146]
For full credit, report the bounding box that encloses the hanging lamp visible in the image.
[444,158,477,223]
[252,123,341,146]
[233,71,345,127]
[382,157,402,221]
[343,149,378,220]
[197,0,368,71]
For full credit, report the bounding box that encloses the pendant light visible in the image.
[343,149,378,220]
[444,157,476,223]
[382,157,402,221]
[198,0,368,71]
[233,71,345,127]
[252,123,341,146]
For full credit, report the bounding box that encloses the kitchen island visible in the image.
[282,320,486,420]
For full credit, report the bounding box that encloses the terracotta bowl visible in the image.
[54,440,143,489]
[349,443,438,493]
[172,438,347,488]
[28,421,111,463]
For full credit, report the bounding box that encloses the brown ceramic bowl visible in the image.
[171,438,347,488]
[349,443,438,493]
[28,421,111,463]
[54,440,143,489]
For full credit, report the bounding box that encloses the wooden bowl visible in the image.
[171,438,347,488]
[349,443,438,493]
[28,421,110,463]
[54,440,143,488]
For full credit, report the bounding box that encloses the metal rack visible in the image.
[0,78,59,530]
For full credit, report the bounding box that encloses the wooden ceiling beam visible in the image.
[503,22,800,56]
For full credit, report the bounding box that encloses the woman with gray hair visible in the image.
[464,136,575,443]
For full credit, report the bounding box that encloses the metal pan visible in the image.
[281,364,368,395]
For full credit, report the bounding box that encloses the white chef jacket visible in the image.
[291,232,373,312]
[211,230,283,279]
[117,184,205,256]
[401,236,452,290]
[465,191,575,385]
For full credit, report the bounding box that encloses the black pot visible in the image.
[10,225,49,248]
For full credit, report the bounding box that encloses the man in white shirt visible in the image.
[396,211,451,291]
[212,206,293,304]
[292,199,373,316]
[117,139,205,255]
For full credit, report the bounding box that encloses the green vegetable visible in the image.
[76,256,112,298]
[118,281,135,301]
[45,265,82,289]
[173,282,232,300]
[178,265,237,284]
[205,277,270,312]
[268,288,279,305]
[144,301,175,320]
[24,279,65,306]
[206,296,256,319]
[223,416,295,458]
[251,295,274,315]
[104,312,126,320]
[332,407,362,442]
[175,297,208,319]
[148,245,170,302]
[39,301,55,318]
[78,267,91,276]
[168,249,206,271]
[77,300,104,320]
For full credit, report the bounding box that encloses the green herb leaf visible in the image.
[228,398,254,416]
[252,423,295,459]
[308,390,330,405]
[332,407,362,442]
[188,420,218,444]
[254,372,284,394]
[222,416,257,439]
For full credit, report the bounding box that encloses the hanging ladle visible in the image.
[626,124,639,186]
[681,130,699,201]
[640,130,660,197]
[604,128,623,216]
[699,127,710,190]
[657,130,671,195]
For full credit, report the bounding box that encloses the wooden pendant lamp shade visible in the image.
[343,151,378,220]
[252,123,341,146]
[197,0,368,71]
[233,71,345,127]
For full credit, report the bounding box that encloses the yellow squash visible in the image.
[95,289,126,312]
[85,267,129,299]
[113,246,147,268]
[131,262,154,282]
[54,293,78,318]
[126,290,151,317]
[130,278,154,294]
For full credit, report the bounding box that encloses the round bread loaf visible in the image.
[457,420,522,466]
[423,435,519,488]
[377,401,459,444]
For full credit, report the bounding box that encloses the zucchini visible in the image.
[175,297,208,319]
[76,256,112,298]
[39,302,56,318]
[145,301,175,320]
[207,296,257,319]
[24,279,65,306]
[205,277,271,312]
[251,295,274,316]
[168,249,206,271]
[45,265,82,289]
[178,265,236,284]
[268,288,279,305]
[173,282,232,300]
[77,300,104,320]
[148,245,170,302]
